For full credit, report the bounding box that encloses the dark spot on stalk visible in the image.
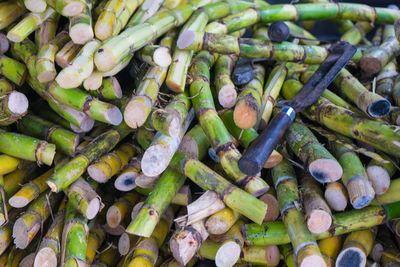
[149,210,154,216]
[98,48,103,53]
[337,249,362,267]
[310,170,328,183]
[353,129,359,136]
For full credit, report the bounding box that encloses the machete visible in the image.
[238,41,357,176]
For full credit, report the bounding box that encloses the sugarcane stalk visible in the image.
[367,153,395,196]
[0,131,55,166]
[29,100,74,132]
[0,90,28,126]
[286,22,319,45]
[0,0,26,30]
[219,109,282,168]
[88,142,136,183]
[361,18,400,74]
[35,12,59,48]
[204,207,240,235]
[127,207,173,267]
[13,191,60,249]
[318,236,342,267]
[95,0,144,40]
[233,64,265,129]
[65,178,103,220]
[330,137,375,209]
[46,125,131,192]
[140,108,194,177]
[127,0,163,27]
[281,78,400,158]
[0,79,13,96]
[336,229,375,267]
[136,45,172,68]
[56,39,100,89]
[17,114,79,156]
[272,159,326,267]
[341,21,374,45]
[34,208,65,267]
[189,50,269,197]
[7,7,56,43]
[53,0,86,17]
[375,60,397,101]
[9,168,54,208]
[214,53,237,109]
[69,0,95,45]
[393,73,400,106]
[324,182,348,212]
[0,155,20,176]
[86,222,105,263]
[114,158,141,192]
[92,244,119,267]
[375,178,400,205]
[94,0,217,72]
[106,191,140,228]
[36,31,70,83]
[301,175,332,234]
[102,53,133,77]
[0,55,27,86]
[55,40,81,68]
[61,196,89,267]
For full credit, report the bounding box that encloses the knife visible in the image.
[238,41,357,176]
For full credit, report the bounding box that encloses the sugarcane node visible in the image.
[268,21,290,42]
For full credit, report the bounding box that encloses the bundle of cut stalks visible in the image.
[0,0,400,266]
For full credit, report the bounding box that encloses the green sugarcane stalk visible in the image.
[272,159,325,266]
[136,45,171,68]
[233,64,265,129]
[286,121,342,183]
[69,0,96,45]
[35,12,59,48]
[0,55,27,86]
[94,0,219,72]
[214,53,238,109]
[341,21,374,45]
[89,76,122,100]
[112,0,144,37]
[17,114,79,156]
[36,30,71,83]
[127,0,163,27]
[361,19,400,74]
[282,83,400,157]
[189,50,269,197]
[0,79,13,96]
[7,7,56,43]
[170,150,267,224]
[46,124,131,192]
[244,202,400,246]
[127,125,209,237]
[51,0,86,17]
[151,92,190,137]
[376,179,400,205]
[376,60,397,100]
[61,197,88,267]
[0,0,26,30]
[286,22,319,45]
[0,131,55,166]
[333,68,391,118]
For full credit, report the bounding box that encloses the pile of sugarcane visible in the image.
[1,0,400,266]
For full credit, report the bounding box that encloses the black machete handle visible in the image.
[238,106,295,176]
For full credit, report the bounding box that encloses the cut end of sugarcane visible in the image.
[360,57,382,74]
[9,195,29,208]
[103,224,125,236]
[106,206,122,228]
[87,198,101,219]
[371,243,383,262]
[306,210,332,234]
[62,2,85,17]
[88,165,108,183]
[233,101,258,129]
[368,99,391,118]
[309,159,343,183]
[336,247,366,267]
[124,100,148,128]
[177,31,196,50]
[56,71,81,89]
[34,247,58,267]
[215,241,241,267]
[219,85,237,109]
[367,165,390,195]
[141,145,170,177]
[70,25,94,45]
[131,201,144,220]
[95,23,113,41]
[348,177,375,209]
[180,136,199,159]
[105,106,123,125]
[114,173,137,192]
[205,217,230,235]
[110,77,122,98]
[8,91,28,115]
[170,231,199,266]
[24,0,46,13]
[7,32,23,43]
[13,218,38,249]
[166,79,183,93]
[78,117,95,132]
[20,253,35,267]
[260,193,280,222]
[0,33,9,54]
[118,233,131,255]
[95,47,116,72]
[154,47,172,67]
[0,214,5,227]
[325,183,348,211]
[38,70,57,83]
[300,254,326,267]
[264,245,281,267]
[135,174,160,189]
[46,180,58,193]
[264,151,283,169]
[84,72,103,90]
